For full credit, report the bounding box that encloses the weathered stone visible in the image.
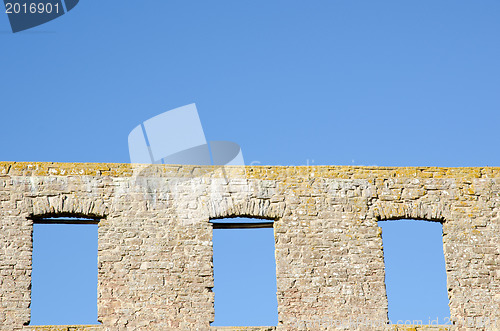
[0,162,498,330]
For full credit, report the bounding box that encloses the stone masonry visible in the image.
[0,162,499,330]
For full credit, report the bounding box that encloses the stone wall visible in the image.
[0,162,498,330]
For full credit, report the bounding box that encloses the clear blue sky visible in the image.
[1,0,499,326]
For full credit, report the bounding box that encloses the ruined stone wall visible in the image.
[0,162,498,330]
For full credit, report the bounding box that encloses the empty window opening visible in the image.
[378,219,451,325]
[30,217,99,325]
[210,217,278,326]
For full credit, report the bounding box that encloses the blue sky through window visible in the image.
[31,223,99,325]
[378,220,450,325]
[212,221,278,326]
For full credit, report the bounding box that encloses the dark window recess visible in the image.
[32,216,100,225]
[210,218,274,229]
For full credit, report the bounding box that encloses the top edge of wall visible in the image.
[1,161,500,179]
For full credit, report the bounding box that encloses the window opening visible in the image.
[30,217,99,325]
[210,217,278,326]
[378,219,451,325]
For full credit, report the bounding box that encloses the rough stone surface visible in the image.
[0,162,499,330]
